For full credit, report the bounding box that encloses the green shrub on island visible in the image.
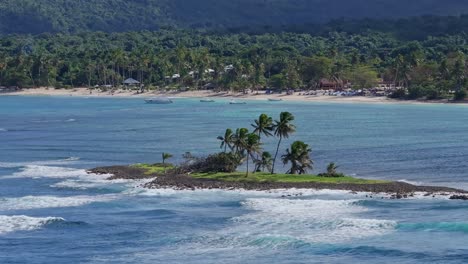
[181,152,242,174]
[132,163,174,175]
[254,152,273,173]
[318,162,345,178]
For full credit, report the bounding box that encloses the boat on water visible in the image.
[200,99,215,103]
[268,98,283,102]
[229,99,247,105]
[145,97,173,104]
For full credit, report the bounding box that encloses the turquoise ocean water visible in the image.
[1,96,468,263]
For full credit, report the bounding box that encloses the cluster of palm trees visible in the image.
[217,112,313,176]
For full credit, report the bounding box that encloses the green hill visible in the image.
[2,0,468,34]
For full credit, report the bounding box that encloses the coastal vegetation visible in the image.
[130,163,387,185]
[132,163,173,175]
[2,23,468,100]
[190,172,387,184]
[130,112,377,184]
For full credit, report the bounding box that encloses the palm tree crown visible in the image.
[232,128,249,155]
[162,152,173,173]
[251,113,273,140]
[271,112,296,174]
[254,151,273,173]
[281,141,313,175]
[243,133,262,176]
[217,128,234,152]
[273,112,296,139]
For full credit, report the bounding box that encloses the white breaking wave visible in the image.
[31,118,76,123]
[397,179,423,186]
[0,128,7,132]
[0,215,64,235]
[214,198,396,246]
[51,177,136,190]
[9,165,90,178]
[0,195,115,210]
[0,157,81,169]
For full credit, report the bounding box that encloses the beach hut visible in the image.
[123,78,140,86]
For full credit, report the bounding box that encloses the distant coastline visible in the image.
[1,87,465,105]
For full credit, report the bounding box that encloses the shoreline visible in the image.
[1,87,465,105]
[90,166,468,199]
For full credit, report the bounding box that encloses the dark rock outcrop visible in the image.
[449,195,468,200]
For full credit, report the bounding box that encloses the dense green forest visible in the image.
[2,0,468,34]
[1,26,468,100]
[2,0,468,100]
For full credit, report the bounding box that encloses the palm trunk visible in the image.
[246,154,249,177]
[271,136,282,174]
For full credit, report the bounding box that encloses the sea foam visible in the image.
[10,165,90,178]
[0,157,81,169]
[215,198,396,246]
[0,215,65,235]
[398,222,468,233]
[0,195,115,210]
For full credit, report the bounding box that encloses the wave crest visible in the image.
[0,157,81,169]
[398,222,468,233]
[195,198,396,248]
[0,215,65,235]
[0,195,115,210]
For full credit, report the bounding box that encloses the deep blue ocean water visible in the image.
[1,95,468,263]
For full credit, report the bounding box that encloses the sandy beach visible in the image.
[0,87,455,105]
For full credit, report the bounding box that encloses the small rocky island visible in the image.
[89,164,468,200]
[90,112,468,200]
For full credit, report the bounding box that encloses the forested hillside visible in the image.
[2,0,468,34]
[1,29,468,101]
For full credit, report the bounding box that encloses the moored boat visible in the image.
[268,98,283,101]
[200,99,215,102]
[229,99,247,105]
[145,97,173,104]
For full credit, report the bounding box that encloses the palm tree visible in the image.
[271,112,296,174]
[217,128,234,152]
[281,141,313,175]
[244,133,262,177]
[326,162,339,176]
[251,114,273,142]
[162,152,173,173]
[254,151,273,173]
[232,128,249,155]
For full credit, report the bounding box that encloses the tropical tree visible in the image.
[271,112,296,174]
[232,128,249,155]
[326,162,339,176]
[217,128,234,152]
[162,152,173,173]
[254,151,273,173]
[244,133,262,177]
[251,113,273,142]
[281,141,313,175]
